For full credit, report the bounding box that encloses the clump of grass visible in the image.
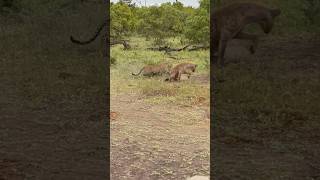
[174,82,210,106]
[111,56,117,65]
[138,79,209,106]
[142,59,164,65]
[140,80,177,97]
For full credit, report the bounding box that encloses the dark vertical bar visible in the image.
[104,0,110,178]
[1,0,110,179]
[210,0,215,179]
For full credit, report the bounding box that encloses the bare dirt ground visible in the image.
[110,75,210,180]
[213,35,320,179]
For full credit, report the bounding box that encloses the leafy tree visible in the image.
[134,2,196,45]
[110,2,137,38]
[119,0,136,7]
[183,0,209,45]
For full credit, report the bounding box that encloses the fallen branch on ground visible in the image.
[147,44,209,52]
[188,44,210,51]
[146,44,190,53]
[110,39,131,50]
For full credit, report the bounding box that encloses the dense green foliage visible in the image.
[110,0,319,45]
[184,0,209,45]
[1,0,318,38]
[110,2,136,38]
[111,0,210,45]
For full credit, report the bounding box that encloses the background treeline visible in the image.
[0,0,320,41]
[2,0,318,40]
[213,0,320,34]
[111,0,209,46]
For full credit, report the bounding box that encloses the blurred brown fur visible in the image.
[211,2,281,67]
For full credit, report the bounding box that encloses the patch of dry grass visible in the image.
[111,37,210,106]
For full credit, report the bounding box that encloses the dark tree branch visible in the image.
[110,39,131,50]
[187,44,210,51]
[146,44,209,52]
[146,44,190,52]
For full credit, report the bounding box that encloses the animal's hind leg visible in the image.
[235,32,258,54]
[177,72,182,81]
[187,72,191,79]
[171,72,179,82]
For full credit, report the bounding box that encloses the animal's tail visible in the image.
[132,67,144,76]
[70,21,107,45]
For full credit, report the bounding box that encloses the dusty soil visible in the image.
[110,75,210,180]
[213,35,320,179]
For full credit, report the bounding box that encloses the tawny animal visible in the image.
[211,2,281,67]
[165,63,197,82]
[132,63,172,77]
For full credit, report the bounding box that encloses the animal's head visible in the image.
[260,8,281,34]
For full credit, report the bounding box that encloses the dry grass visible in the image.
[111,37,210,106]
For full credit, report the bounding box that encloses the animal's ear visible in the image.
[270,8,281,17]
